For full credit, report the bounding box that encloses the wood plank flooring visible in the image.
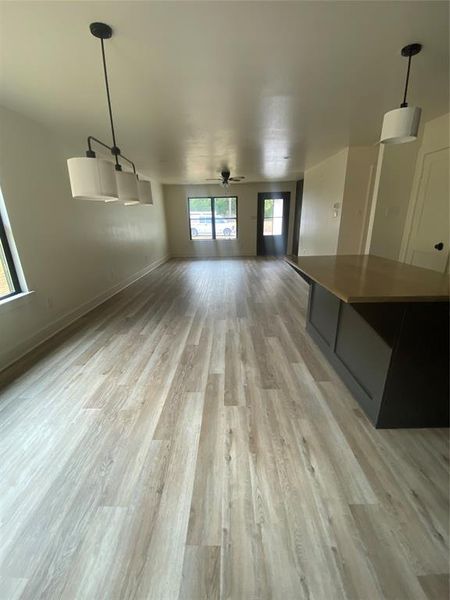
[0,258,448,600]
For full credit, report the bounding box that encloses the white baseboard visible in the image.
[171,252,256,259]
[0,255,170,373]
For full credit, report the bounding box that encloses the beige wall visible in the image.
[369,140,420,260]
[164,181,296,258]
[0,106,169,370]
[337,146,378,255]
[299,148,348,256]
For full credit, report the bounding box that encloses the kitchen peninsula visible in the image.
[286,254,450,428]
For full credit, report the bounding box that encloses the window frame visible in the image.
[188,196,238,241]
[0,214,21,301]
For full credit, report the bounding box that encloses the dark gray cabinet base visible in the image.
[306,282,449,428]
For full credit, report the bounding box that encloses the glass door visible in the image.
[257,192,290,256]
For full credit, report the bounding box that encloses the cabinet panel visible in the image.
[335,303,392,402]
[309,284,340,347]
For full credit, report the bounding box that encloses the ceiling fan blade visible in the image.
[206,178,222,181]
[229,177,245,181]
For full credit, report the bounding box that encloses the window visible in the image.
[214,197,238,239]
[188,197,237,240]
[263,197,284,236]
[188,198,213,240]
[0,215,21,300]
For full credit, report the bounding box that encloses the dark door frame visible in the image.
[257,191,291,256]
[291,179,304,257]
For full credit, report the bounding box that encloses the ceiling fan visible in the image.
[206,170,245,188]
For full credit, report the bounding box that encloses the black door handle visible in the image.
[434,242,444,251]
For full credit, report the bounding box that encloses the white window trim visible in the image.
[0,184,28,295]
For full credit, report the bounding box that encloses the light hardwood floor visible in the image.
[0,258,448,600]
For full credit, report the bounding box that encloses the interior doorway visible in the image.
[402,146,449,273]
[257,192,291,256]
[291,180,304,256]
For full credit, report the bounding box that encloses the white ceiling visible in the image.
[0,1,448,183]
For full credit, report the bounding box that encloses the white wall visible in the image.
[0,105,169,370]
[164,181,296,258]
[299,148,348,255]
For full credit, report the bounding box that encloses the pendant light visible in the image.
[67,156,118,202]
[67,22,148,205]
[138,179,153,204]
[117,171,138,205]
[380,43,422,144]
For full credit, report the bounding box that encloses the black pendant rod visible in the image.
[401,54,412,108]
[99,37,120,167]
[87,136,136,174]
[87,23,138,175]
[118,153,136,174]
[400,42,422,108]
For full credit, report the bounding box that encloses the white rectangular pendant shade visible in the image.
[380,106,421,144]
[138,180,153,204]
[67,157,119,201]
[116,171,140,204]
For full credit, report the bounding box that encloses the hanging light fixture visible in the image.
[138,179,153,205]
[67,156,118,202]
[117,171,139,205]
[380,43,422,144]
[67,22,148,205]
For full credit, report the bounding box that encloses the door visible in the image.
[257,192,291,256]
[401,113,450,273]
[291,180,304,257]
[406,147,449,272]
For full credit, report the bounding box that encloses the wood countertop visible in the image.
[285,254,450,303]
